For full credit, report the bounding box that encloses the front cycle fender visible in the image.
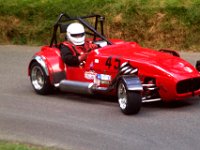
[120,75,143,91]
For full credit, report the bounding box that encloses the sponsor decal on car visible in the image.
[96,74,111,81]
[94,74,112,85]
[84,71,96,80]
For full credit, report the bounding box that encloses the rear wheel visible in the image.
[117,80,142,115]
[30,62,53,95]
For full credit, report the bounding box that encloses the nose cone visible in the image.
[154,56,200,80]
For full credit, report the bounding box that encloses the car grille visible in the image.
[177,77,200,94]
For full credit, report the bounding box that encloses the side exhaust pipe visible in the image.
[59,80,94,94]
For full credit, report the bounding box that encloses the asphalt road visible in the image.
[1,45,200,150]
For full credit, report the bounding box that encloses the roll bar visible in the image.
[50,13,112,47]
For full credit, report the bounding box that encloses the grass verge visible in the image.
[0,140,59,150]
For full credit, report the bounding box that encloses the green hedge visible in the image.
[0,0,200,50]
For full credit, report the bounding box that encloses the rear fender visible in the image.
[28,55,66,84]
[28,55,55,85]
[159,49,180,57]
[120,75,143,91]
[28,55,49,76]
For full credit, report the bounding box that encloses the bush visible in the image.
[0,0,200,50]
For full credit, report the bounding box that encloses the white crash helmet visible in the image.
[66,22,85,45]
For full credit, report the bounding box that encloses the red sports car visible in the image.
[28,14,200,115]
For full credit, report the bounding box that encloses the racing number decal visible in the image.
[105,57,121,69]
[105,57,112,68]
[114,58,120,69]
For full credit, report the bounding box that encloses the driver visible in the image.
[60,22,98,66]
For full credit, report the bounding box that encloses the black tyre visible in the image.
[30,62,53,95]
[117,80,142,115]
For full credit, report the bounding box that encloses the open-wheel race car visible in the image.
[28,13,200,115]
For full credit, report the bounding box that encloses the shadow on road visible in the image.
[49,90,117,104]
[142,97,200,109]
[43,89,200,113]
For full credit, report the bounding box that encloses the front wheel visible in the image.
[30,62,53,95]
[117,80,142,115]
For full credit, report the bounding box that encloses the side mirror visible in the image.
[196,60,200,71]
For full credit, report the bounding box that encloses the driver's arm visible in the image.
[60,44,80,66]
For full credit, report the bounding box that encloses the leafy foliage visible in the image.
[0,0,199,50]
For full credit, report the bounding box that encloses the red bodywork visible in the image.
[29,39,200,101]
